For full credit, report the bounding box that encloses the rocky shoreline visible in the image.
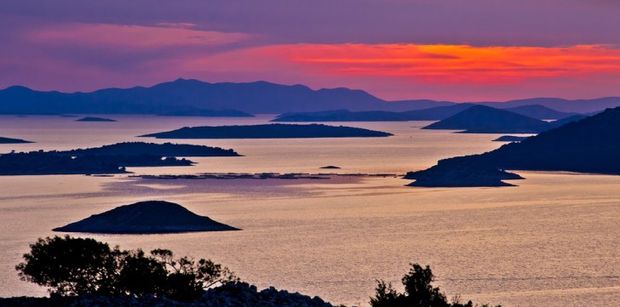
[0,282,333,307]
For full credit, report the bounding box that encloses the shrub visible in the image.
[16,236,236,301]
[370,263,500,307]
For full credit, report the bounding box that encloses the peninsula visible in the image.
[0,142,239,175]
[407,107,619,187]
[0,136,32,144]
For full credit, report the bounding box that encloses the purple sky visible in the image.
[2,0,620,101]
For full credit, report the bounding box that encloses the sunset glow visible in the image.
[268,44,620,84]
[2,0,620,100]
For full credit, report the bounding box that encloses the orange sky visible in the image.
[5,21,620,101]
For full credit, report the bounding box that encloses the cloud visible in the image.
[3,0,620,46]
[264,44,620,84]
[4,35,620,101]
[27,23,250,50]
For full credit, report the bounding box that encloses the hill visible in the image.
[547,114,588,129]
[53,201,239,234]
[423,105,550,133]
[141,124,393,139]
[407,107,620,186]
[487,97,620,113]
[504,105,576,120]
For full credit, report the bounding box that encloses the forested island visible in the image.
[141,124,393,139]
[0,142,238,175]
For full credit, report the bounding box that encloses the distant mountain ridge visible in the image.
[0,79,384,114]
[482,97,620,113]
[1,79,619,114]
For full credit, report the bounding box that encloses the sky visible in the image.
[2,0,620,101]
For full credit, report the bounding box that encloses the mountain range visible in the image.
[1,79,619,114]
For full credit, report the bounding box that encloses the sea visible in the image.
[0,115,618,306]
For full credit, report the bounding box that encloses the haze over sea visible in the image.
[0,115,618,306]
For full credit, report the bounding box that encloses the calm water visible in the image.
[0,115,618,306]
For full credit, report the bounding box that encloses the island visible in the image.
[320,165,341,169]
[140,124,393,139]
[406,107,618,187]
[423,105,550,133]
[0,136,32,144]
[64,142,240,157]
[405,159,524,187]
[0,142,239,175]
[272,104,475,122]
[493,135,529,142]
[53,200,239,234]
[76,117,117,122]
[158,108,254,117]
[0,151,191,175]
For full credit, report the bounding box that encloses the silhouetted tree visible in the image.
[16,236,236,301]
[370,263,499,307]
[15,236,121,296]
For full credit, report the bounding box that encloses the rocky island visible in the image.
[75,116,117,122]
[54,200,239,234]
[141,124,393,139]
[407,107,620,187]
